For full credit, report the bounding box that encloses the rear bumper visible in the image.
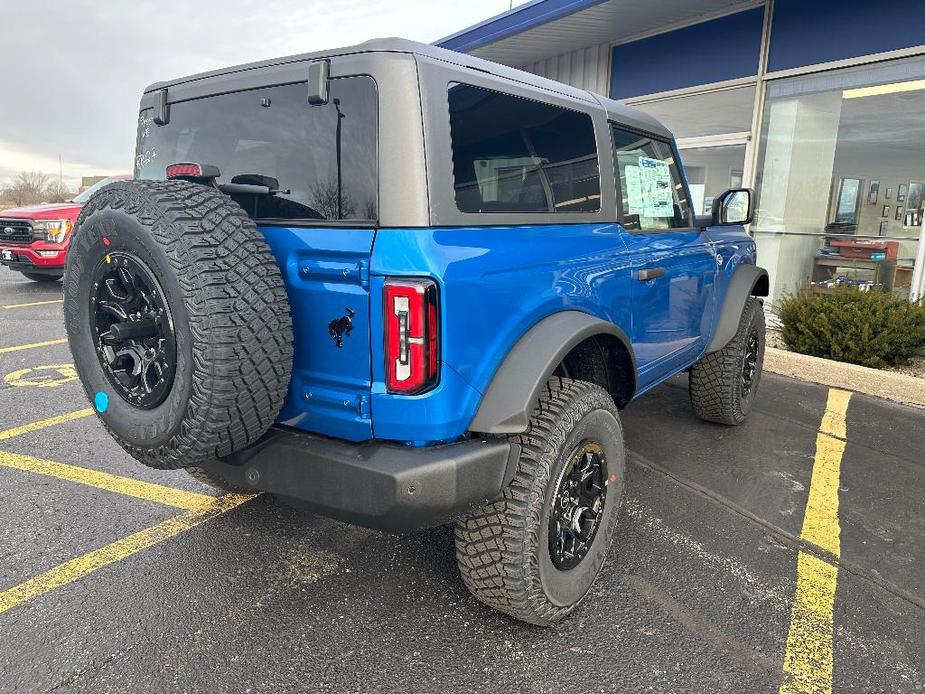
[201,426,519,532]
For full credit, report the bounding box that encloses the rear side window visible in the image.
[448,83,601,214]
[135,77,378,223]
[611,126,691,231]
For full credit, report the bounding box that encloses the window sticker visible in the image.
[638,157,674,218]
[625,164,643,214]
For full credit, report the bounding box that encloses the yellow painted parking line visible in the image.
[0,450,216,511]
[779,388,852,694]
[0,492,255,615]
[2,298,64,309]
[0,337,68,354]
[819,389,850,440]
[0,409,94,441]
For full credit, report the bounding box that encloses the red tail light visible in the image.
[166,163,204,178]
[166,162,221,180]
[384,279,439,394]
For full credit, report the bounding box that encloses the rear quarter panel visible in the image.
[369,224,635,443]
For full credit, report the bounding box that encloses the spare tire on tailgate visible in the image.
[63,180,293,469]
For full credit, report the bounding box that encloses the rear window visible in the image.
[447,83,601,214]
[135,76,378,223]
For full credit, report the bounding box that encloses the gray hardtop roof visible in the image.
[143,37,670,138]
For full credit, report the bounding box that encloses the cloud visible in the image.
[0,0,523,187]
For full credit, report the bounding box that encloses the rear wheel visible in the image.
[689,297,765,425]
[21,271,62,282]
[455,377,625,626]
[63,180,293,469]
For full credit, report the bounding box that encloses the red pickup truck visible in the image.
[0,175,129,282]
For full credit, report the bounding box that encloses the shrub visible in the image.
[778,289,925,368]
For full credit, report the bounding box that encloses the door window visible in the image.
[611,126,692,231]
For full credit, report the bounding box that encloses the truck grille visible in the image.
[0,219,35,244]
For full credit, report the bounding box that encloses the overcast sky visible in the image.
[0,0,523,189]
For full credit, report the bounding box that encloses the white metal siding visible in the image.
[520,42,610,96]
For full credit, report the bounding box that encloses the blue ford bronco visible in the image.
[64,39,768,625]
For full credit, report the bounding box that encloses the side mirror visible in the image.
[713,188,754,226]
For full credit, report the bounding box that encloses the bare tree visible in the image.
[309,178,356,220]
[44,179,75,203]
[2,171,51,206]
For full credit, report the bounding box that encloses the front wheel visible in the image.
[689,296,765,425]
[455,377,625,626]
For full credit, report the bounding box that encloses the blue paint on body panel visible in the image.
[257,219,752,445]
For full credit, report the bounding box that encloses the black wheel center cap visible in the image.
[549,441,608,570]
[89,251,177,409]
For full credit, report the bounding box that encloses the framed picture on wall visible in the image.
[905,182,925,226]
[898,184,908,203]
[896,206,905,221]
[879,220,889,236]
[885,187,893,200]
[829,176,864,226]
[868,180,880,205]
[882,205,890,218]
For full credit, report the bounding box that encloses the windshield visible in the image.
[134,77,378,223]
[72,176,127,204]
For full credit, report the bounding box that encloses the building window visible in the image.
[136,77,379,222]
[612,126,691,231]
[681,145,747,216]
[629,86,755,216]
[630,86,756,140]
[753,55,925,304]
[447,83,601,214]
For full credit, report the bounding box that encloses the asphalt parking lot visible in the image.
[0,268,923,694]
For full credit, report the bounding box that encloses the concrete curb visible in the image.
[764,347,925,409]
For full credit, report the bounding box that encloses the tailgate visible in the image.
[261,225,375,441]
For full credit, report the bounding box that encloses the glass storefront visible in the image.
[633,86,754,216]
[682,144,747,216]
[753,56,925,305]
[634,86,756,138]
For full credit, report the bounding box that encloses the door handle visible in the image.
[635,267,667,281]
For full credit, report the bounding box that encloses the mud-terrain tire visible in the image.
[185,466,252,494]
[689,296,765,425]
[455,377,625,626]
[21,271,61,282]
[63,180,293,469]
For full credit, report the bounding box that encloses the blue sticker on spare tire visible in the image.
[94,391,109,413]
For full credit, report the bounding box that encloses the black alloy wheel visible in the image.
[89,251,176,409]
[741,331,760,397]
[548,441,608,570]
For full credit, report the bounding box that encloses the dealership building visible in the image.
[439,0,925,305]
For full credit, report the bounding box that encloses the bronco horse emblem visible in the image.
[328,307,355,348]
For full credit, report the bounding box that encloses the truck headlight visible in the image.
[33,220,71,243]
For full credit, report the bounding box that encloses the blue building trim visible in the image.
[768,0,925,73]
[436,0,608,53]
[610,8,765,100]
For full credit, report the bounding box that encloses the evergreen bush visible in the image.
[778,289,925,368]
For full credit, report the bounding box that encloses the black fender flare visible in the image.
[468,311,636,435]
[706,264,769,353]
